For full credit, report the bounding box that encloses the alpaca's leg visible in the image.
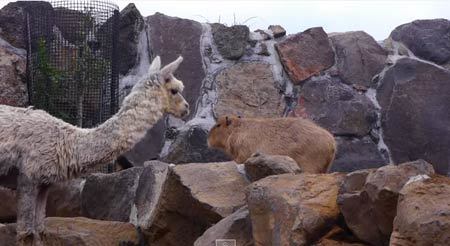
[35,184,50,238]
[16,174,41,246]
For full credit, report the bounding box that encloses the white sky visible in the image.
[1,0,449,40]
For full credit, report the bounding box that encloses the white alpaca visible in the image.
[0,56,188,245]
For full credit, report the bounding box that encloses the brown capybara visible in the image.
[207,116,336,173]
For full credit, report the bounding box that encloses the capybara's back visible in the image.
[208,116,336,173]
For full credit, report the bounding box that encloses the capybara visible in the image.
[207,116,336,173]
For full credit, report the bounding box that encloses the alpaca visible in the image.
[0,56,188,245]
[208,116,336,173]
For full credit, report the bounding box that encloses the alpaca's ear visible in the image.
[161,56,183,80]
[149,56,161,73]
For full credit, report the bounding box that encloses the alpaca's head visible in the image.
[148,56,189,118]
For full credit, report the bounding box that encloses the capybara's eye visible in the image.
[216,124,221,127]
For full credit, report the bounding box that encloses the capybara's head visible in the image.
[207,115,241,149]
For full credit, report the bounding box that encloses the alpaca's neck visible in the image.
[76,86,166,167]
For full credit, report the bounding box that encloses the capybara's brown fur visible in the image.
[207,116,336,173]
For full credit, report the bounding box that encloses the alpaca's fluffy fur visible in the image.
[0,56,188,245]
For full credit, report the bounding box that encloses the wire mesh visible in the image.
[25,0,120,173]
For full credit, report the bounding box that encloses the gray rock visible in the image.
[330,31,388,88]
[0,1,53,49]
[295,77,377,137]
[390,19,450,64]
[161,125,231,164]
[46,179,84,218]
[0,38,27,107]
[118,3,145,76]
[377,58,450,175]
[215,62,284,117]
[0,186,15,223]
[244,152,301,182]
[194,206,253,246]
[254,29,271,40]
[337,160,435,246]
[268,25,286,38]
[211,23,250,60]
[275,27,335,84]
[330,136,387,172]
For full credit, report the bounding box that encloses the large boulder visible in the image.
[390,175,450,245]
[377,58,450,175]
[0,38,27,106]
[161,124,231,164]
[147,162,249,246]
[211,23,249,60]
[0,217,139,245]
[247,173,345,246]
[268,25,286,38]
[194,206,253,246]
[46,179,84,217]
[337,160,435,246]
[275,27,335,84]
[0,1,53,49]
[296,77,377,137]
[244,152,301,182]
[0,186,16,223]
[118,3,145,76]
[331,136,387,172]
[330,31,387,88]
[390,19,450,65]
[215,62,284,117]
[81,161,170,227]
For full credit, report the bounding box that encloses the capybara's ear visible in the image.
[226,116,232,126]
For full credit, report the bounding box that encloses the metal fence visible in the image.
[25,0,120,173]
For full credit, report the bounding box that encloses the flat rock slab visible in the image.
[330,31,387,88]
[247,173,345,246]
[215,62,284,117]
[377,57,450,175]
[275,27,334,84]
[390,175,450,245]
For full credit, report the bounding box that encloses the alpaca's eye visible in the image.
[165,78,170,83]
[171,89,178,95]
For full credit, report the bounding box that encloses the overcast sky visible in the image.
[1,0,449,40]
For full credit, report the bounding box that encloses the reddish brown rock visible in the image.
[275,27,335,84]
[148,162,249,246]
[338,160,435,246]
[247,173,345,246]
[215,62,284,117]
[390,175,450,246]
[46,179,83,217]
[244,152,301,182]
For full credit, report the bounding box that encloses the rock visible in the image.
[211,23,249,60]
[314,226,369,246]
[118,3,145,76]
[256,42,270,56]
[275,27,335,84]
[296,77,377,137]
[0,217,139,245]
[330,136,387,172]
[82,162,169,226]
[215,62,284,117]
[148,162,249,246]
[0,186,16,223]
[390,175,450,245]
[247,173,345,246]
[337,160,435,246]
[390,19,450,65]
[0,38,27,107]
[377,58,450,175]
[0,1,53,49]
[244,152,301,182]
[194,206,253,246]
[268,25,286,38]
[330,31,388,88]
[46,179,84,217]
[161,125,231,164]
[254,29,271,40]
